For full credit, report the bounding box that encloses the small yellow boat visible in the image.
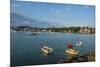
[65,49,79,55]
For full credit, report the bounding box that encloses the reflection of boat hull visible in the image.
[41,51,49,56]
[65,49,79,55]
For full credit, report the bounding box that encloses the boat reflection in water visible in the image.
[41,51,49,57]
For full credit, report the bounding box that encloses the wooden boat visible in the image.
[41,46,54,54]
[65,49,79,55]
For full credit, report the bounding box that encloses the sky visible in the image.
[11,0,95,27]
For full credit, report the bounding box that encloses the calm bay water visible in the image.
[11,32,95,66]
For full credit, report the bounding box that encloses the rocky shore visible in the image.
[58,52,95,63]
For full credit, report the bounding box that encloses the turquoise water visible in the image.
[11,32,95,66]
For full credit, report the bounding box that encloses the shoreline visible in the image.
[10,31,95,35]
[58,52,95,63]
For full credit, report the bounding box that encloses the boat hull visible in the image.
[65,49,79,55]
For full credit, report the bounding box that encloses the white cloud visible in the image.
[52,7,71,16]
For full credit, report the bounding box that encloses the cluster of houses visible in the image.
[79,26,95,34]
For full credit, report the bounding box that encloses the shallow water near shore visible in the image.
[11,32,95,66]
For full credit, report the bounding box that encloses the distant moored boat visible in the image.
[76,41,82,47]
[30,32,37,35]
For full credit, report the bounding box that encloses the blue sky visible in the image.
[11,0,95,27]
